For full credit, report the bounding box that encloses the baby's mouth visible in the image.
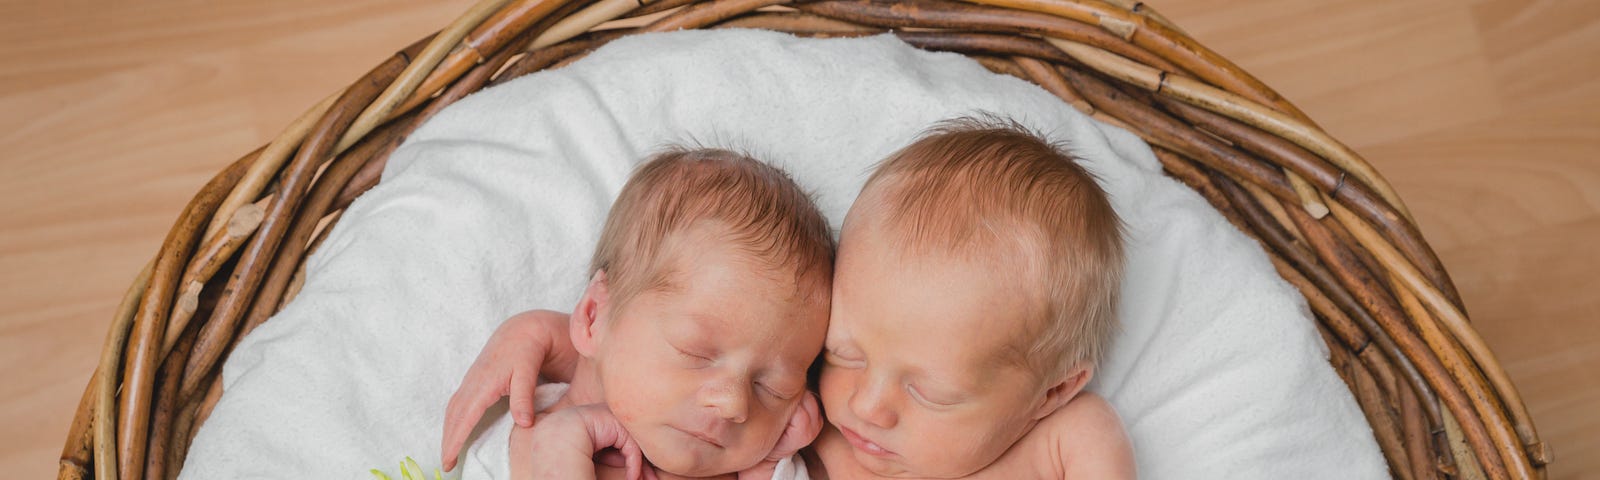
[838,425,894,457]
[671,425,726,449]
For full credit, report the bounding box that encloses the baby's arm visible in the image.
[1047,393,1135,479]
[441,310,581,471]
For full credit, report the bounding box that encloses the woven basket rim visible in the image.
[57,1,1548,479]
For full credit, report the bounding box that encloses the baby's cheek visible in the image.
[611,405,640,424]
[601,369,662,424]
[815,368,850,413]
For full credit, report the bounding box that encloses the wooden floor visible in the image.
[1,0,1594,478]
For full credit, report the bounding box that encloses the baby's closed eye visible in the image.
[906,383,965,408]
[670,342,715,367]
[756,379,802,399]
[822,347,865,367]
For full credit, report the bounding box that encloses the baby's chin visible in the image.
[636,426,749,477]
[852,450,982,479]
[850,451,916,478]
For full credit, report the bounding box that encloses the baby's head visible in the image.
[568,148,834,476]
[820,117,1124,477]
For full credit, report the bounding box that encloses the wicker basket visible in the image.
[56,0,1551,479]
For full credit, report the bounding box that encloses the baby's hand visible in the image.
[737,391,822,480]
[591,392,820,480]
[523,404,656,480]
[441,310,578,472]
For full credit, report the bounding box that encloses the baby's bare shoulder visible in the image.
[512,309,568,322]
[1043,392,1122,431]
[1037,393,1135,478]
[953,394,1132,480]
[504,309,571,334]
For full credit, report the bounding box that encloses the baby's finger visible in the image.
[620,440,644,480]
[441,391,468,470]
[440,395,477,469]
[510,366,537,427]
[569,405,651,479]
[440,413,468,472]
[441,379,506,470]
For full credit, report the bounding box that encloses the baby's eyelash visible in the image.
[906,384,959,408]
[823,349,864,367]
[757,381,799,399]
[673,345,712,364]
[823,346,859,359]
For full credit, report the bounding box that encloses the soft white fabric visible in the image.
[532,383,569,413]
[770,455,807,480]
[181,30,1385,479]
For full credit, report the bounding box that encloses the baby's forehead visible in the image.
[648,235,831,307]
[847,187,1050,256]
[835,278,1046,358]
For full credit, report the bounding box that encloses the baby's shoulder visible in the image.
[502,309,571,335]
[1028,392,1135,479]
[510,309,568,322]
[1037,392,1123,435]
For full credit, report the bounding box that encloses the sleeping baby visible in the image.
[437,147,836,479]
[805,116,1134,479]
[445,116,1134,479]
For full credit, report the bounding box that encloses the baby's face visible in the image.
[591,228,829,477]
[818,215,1050,477]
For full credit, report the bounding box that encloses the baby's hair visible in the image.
[590,147,835,311]
[860,114,1124,377]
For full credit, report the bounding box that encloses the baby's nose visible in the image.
[701,381,750,423]
[849,378,898,429]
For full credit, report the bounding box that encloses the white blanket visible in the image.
[182,30,1385,479]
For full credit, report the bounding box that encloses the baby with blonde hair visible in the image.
[808,116,1132,479]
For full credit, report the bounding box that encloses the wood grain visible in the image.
[1,0,1595,478]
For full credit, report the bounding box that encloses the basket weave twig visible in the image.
[57,0,1550,479]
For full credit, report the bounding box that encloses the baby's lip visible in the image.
[671,425,726,448]
[838,425,895,457]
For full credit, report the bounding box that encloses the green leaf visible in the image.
[405,457,425,480]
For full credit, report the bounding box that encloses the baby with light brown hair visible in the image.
[808,116,1133,479]
[439,147,835,479]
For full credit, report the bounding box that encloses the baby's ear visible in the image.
[571,270,611,357]
[1034,363,1094,421]
[768,391,823,461]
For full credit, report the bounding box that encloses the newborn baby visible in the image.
[439,147,835,479]
[807,116,1134,479]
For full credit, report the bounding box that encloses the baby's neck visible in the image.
[551,358,606,411]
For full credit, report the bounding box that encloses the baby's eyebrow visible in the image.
[983,337,1033,372]
[664,313,722,343]
[763,363,806,384]
[687,311,734,331]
